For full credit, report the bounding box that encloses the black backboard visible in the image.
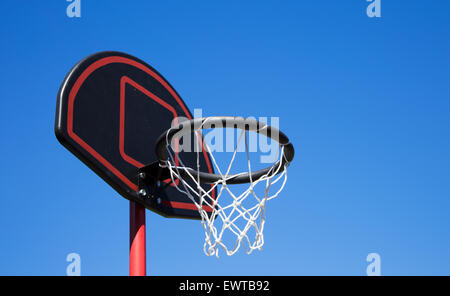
[55,51,215,219]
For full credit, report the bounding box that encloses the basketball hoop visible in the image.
[56,51,297,274]
[155,117,295,257]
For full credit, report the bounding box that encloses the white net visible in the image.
[163,120,289,257]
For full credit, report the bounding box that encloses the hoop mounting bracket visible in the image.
[137,162,170,199]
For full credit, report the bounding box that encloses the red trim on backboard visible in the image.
[161,199,213,212]
[67,55,215,210]
[119,76,180,186]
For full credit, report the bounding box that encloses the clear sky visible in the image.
[0,1,449,275]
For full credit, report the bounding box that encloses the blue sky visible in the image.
[0,1,449,275]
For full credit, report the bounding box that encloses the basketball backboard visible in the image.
[55,51,215,219]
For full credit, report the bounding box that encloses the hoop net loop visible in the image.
[162,117,290,257]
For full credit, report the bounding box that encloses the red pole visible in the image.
[130,201,146,276]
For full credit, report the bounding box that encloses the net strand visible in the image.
[163,121,288,257]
